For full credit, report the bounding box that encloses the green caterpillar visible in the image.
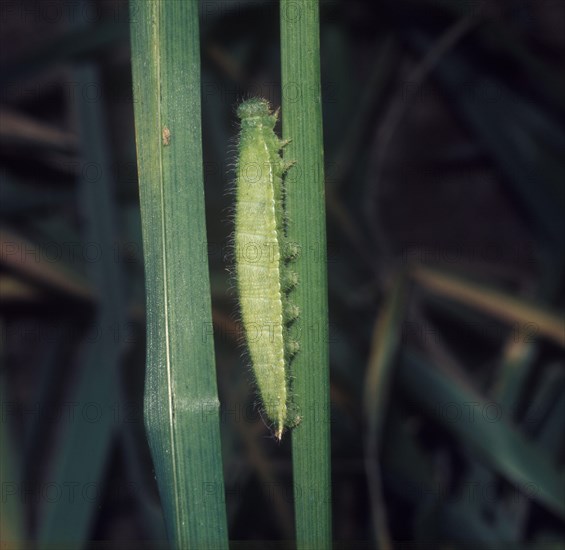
[234,98,300,440]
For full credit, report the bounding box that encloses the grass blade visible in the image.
[400,351,565,519]
[37,61,125,548]
[280,1,332,547]
[0,321,25,549]
[129,1,228,547]
[364,276,409,550]
[413,265,565,347]
[0,228,93,302]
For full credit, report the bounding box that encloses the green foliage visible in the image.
[129,1,228,547]
[280,1,332,547]
[1,0,564,547]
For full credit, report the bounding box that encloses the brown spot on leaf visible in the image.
[162,126,171,146]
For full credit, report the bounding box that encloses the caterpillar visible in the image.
[234,98,300,440]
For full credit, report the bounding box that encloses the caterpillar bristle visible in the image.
[282,270,299,292]
[286,339,300,358]
[283,160,297,174]
[285,303,300,324]
[284,241,300,262]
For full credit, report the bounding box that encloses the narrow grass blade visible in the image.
[413,265,565,347]
[0,21,127,86]
[0,228,93,302]
[0,274,41,302]
[364,276,409,550]
[0,175,72,218]
[400,351,565,519]
[280,1,332,547]
[364,276,409,439]
[129,1,228,548]
[37,60,125,548]
[0,109,77,153]
[0,322,25,548]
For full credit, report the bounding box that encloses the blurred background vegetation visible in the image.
[1,0,564,548]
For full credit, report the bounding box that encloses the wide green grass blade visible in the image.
[280,1,332,547]
[129,1,228,548]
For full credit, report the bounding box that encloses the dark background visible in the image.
[1,0,564,548]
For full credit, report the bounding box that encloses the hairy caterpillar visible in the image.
[234,98,300,440]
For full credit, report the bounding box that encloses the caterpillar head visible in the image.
[237,98,276,129]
